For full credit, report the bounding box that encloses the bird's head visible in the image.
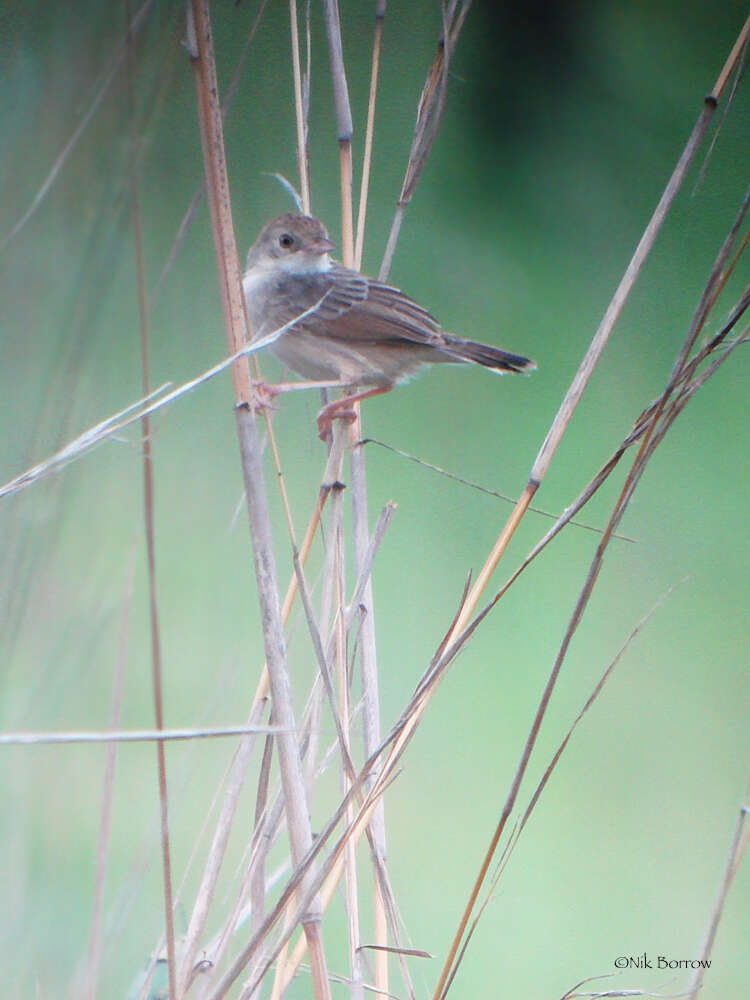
[246,214,336,274]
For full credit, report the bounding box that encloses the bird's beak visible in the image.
[307,237,336,254]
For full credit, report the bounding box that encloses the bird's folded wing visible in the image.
[275,264,446,347]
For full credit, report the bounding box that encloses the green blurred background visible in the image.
[2,1,749,997]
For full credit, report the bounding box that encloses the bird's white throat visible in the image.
[243,252,332,312]
[243,252,332,300]
[277,252,332,274]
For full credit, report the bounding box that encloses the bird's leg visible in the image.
[248,379,345,413]
[317,385,392,441]
[272,380,346,393]
[248,379,281,413]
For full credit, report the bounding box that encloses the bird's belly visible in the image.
[271,331,433,387]
[270,332,349,382]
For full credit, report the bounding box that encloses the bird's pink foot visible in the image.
[316,385,393,441]
[248,379,282,414]
[316,400,358,440]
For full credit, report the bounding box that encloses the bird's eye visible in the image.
[278,233,294,249]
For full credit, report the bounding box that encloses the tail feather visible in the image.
[442,335,536,374]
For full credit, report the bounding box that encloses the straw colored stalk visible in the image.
[378,0,472,282]
[123,11,177,995]
[687,767,750,998]
[319,3,371,997]
[187,3,331,1000]
[350,6,391,997]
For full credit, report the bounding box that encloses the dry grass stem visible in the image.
[325,448,365,992]
[0,724,278,746]
[188,2,331,998]
[320,2,401,993]
[152,0,269,306]
[195,702,328,997]
[292,547,357,779]
[305,966,405,999]
[686,770,750,997]
[344,503,396,620]
[243,733,275,1000]
[176,707,269,996]
[289,0,311,214]
[354,3,386,270]
[125,10,177,992]
[359,437,635,541]
[326,13,355,266]
[322,0,353,143]
[318,4,384,994]
[557,975,676,999]
[379,0,472,281]
[322,0,355,262]
[0,384,167,500]
[172,727,275,996]
[198,821,287,999]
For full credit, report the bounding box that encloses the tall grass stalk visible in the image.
[188,2,331,998]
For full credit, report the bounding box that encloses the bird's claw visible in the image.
[317,403,357,441]
[248,380,281,414]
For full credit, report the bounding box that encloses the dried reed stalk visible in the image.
[289,0,311,214]
[354,2,386,271]
[378,0,471,281]
[125,7,177,994]
[187,3,331,999]
[321,2,393,995]
[152,0,269,307]
[350,7,391,997]
[687,767,750,998]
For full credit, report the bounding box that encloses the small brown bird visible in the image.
[243,213,535,438]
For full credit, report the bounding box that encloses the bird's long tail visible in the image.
[442,335,536,374]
